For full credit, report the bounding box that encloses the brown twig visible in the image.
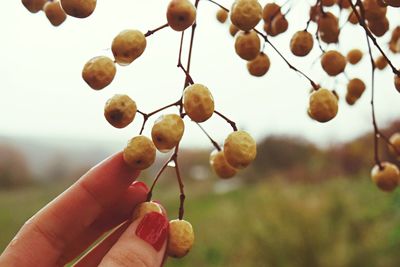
[214,110,237,131]
[144,23,169,37]
[196,123,221,151]
[177,31,195,85]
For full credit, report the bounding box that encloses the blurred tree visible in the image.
[0,144,32,188]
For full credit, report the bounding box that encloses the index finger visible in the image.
[0,151,140,266]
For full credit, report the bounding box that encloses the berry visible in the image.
[262,3,280,23]
[104,94,137,129]
[229,24,239,37]
[345,93,357,106]
[224,130,257,169]
[132,201,163,220]
[368,17,389,37]
[111,30,146,66]
[348,10,359,24]
[167,219,195,258]
[290,31,314,57]
[375,55,388,70]
[21,0,46,13]
[123,136,156,170]
[364,0,387,20]
[371,162,400,192]
[347,78,366,99]
[309,88,338,123]
[322,0,335,6]
[151,114,185,152]
[82,56,116,90]
[321,50,347,76]
[183,83,214,122]
[347,49,363,65]
[60,0,96,18]
[318,12,339,44]
[209,150,237,179]
[166,0,196,31]
[216,8,228,23]
[389,133,400,158]
[270,14,288,35]
[247,52,270,77]
[230,0,262,31]
[43,1,67,27]
[234,30,260,61]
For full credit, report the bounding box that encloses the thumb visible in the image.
[99,212,168,267]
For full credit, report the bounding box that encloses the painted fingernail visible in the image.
[136,212,168,251]
[131,181,148,192]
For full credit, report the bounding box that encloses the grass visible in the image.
[1,177,400,267]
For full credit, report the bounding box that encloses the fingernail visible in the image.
[131,181,148,192]
[135,212,168,251]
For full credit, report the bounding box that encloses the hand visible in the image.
[0,152,168,267]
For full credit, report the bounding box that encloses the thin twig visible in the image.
[214,110,238,131]
[144,23,169,37]
[196,123,221,151]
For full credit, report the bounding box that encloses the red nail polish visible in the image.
[136,212,168,251]
[131,181,149,192]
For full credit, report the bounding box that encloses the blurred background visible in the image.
[1,0,400,266]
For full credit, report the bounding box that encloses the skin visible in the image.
[0,152,168,267]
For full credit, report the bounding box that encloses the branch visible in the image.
[144,23,169,37]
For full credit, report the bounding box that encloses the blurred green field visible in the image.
[1,177,400,267]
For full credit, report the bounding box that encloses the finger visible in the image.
[75,204,168,267]
[59,182,148,265]
[99,212,168,267]
[0,152,140,267]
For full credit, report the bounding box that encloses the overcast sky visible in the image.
[1,0,400,149]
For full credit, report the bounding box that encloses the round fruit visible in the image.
[270,14,288,35]
[290,31,314,57]
[43,1,67,27]
[216,8,228,23]
[104,94,137,129]
[364,0,387,20]
[209,150,237,179]
[166,0,196,31]
[389,133,400,157]
[345,93,357,106]
[348,10,359,24]
[262,3,280,23]
[82,56,116,90]
[318,12,339,44]
[247,52,270,77]
[371,162,400,192]
[224,130,257,169]
[151,114,185,152]
[111,30,146,66]
[368,17,389,37]
[60,0,96,18]
[229,24,239,37]
[322,0,335,6]
[375,55,388,70]
[347,49,363,65]
[167,219,195,258]
[183,84,214,122]
[21,0,46,13]
[395,73,400,92]
[347,78,366,99]
[309,88,338,122]
[321,50,347,76]
[230,0,262,31]
[234,30,260,61]
[123,136,156,170]
[132,201,163,221]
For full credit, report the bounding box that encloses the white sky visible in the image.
[1,0,400,149]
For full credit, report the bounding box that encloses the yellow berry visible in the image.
[104,94,137,129]
[132,202,163,221]
[234,30,260,61]
[389,133,400,158]
[371,162,400,192]
[167,219,195,258]
[60,0,96,18]
[43,1,67,27]
[21,0,46,13]
[151,114,185,152]
[321,50,347,76]
[290,31,314,57]
[309,88,338,123]
[347,78,366,99]
[123,136,156,170]
[247,52,270,77]
[111,30,146,66]
[216,8,228,23]
[183,84,214,122]
[209,150,237,179]
[347,49,363,65]
[224,130,257,169]
[230,0,262,31]
[166,0,196,31]
[82,56,116,90]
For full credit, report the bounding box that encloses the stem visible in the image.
[177,31,194,85]
[196,123,221,151]
[146,153,175,202]
[172,146,185,220]
[144,23,169,37]
[214,110,238,131]
[348,0,400,76]
[204,0,228,11]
